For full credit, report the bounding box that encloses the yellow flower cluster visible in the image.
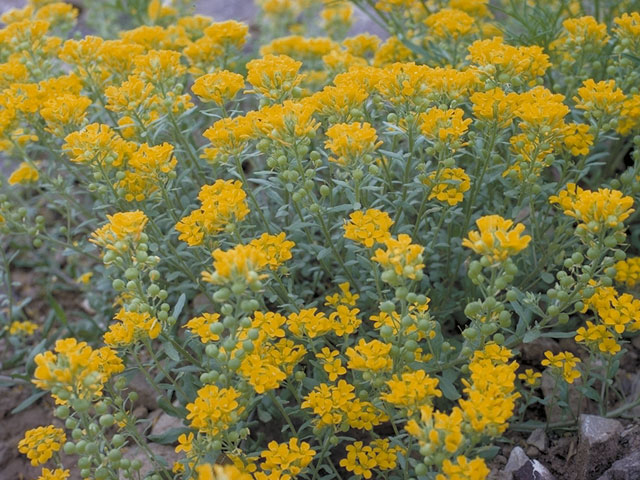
[324,122,381,167]
[18,425,65,466]
[104,308,161,347]
[185,384,244,437]
[463,215,531,264]
[8,319,38,335]
[302,379,389,430]
[339,439,403,479]
[615,257,640,287]
[256,438,315,479]
[33,338,123,404]
[8,161,38,185]
[176,180,249,247]
[90,210,148,251]
[425,167,471,206]
[192,70,245,105]
[371,234,425,284]
[550,183,634,236]
[344,208,393,248]
[541,351,581,383]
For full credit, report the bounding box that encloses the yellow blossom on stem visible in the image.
[424,8,476,39]
[574,79,626,121]
[246,54,303,101]
[425,167,470,206]
[344,208,393,248]
[381,370,442,412]
[316,347,347,381]
[192,70,245,105]
[345,338,393,372]
[176,180,249,246]
[8,161,38,185]
[324,122,381,167]
[248,232,295,270]
[435,456,489,480]
[541,351,581,384]
[8,320,38,335]
[90,211,148,251]
[257,438,316,478]
[33,338,124,404]
[372,234,425,283]
[185,384,244,437]
[462,215,531,264]
[18,425,65,466]
[420,107,471,146]
[103,308,161,347]
[549,183,634,236]
[36,468,70,480]
[518,369,542,387]
[615,257,640,287]
[203,243,267,286]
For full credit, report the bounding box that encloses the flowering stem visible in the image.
[267,390,296,435]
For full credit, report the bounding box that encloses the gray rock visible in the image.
[129,372,159,410]
[597,450,640,480]
[527,429,548,452]
[150,411,184,437]
[514,460,556,480]
[525,446,540,458]
[505,447,530,474]
[577,414,624,480]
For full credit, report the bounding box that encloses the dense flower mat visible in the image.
[2,0,640,479]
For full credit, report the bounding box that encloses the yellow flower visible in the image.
[192,70,245,104]
[346,338,393,372]
[246,54,303,101]
[33,339,123,404]
[185,384,244,437]
[470,87,518,127]
[462,215,531,264]
[574,79,626,121]
[435,456,489,480]
[324,122,381,167]
[104,309,161,347]
[615,257,640,287]
[8,162,38,185]
[259,438,316,477]
[424,8,476,39]
[201,115,253,164]
[36,468,70,480]
[618,94,640,135]
[420,108,471,147]
[248,232,295,270]
[338,441,379,479]
[381,370,442,412]
[176,180,249,246]
[467,37,550,86]
[18,425,66,466]
[371,234,425,283]
[185,313,221,343]
[76,272,93,284]
[316,348,347,381]
[203,243,267,286]
[8,320,39,335]
[549,183,634,235]
[196,464,253,480]
[287,308,333,338]
[90,211,148,252]
[541,351,581,384]
[344,209,393,248]
[425,167,470,206]
[518,368,542,387]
